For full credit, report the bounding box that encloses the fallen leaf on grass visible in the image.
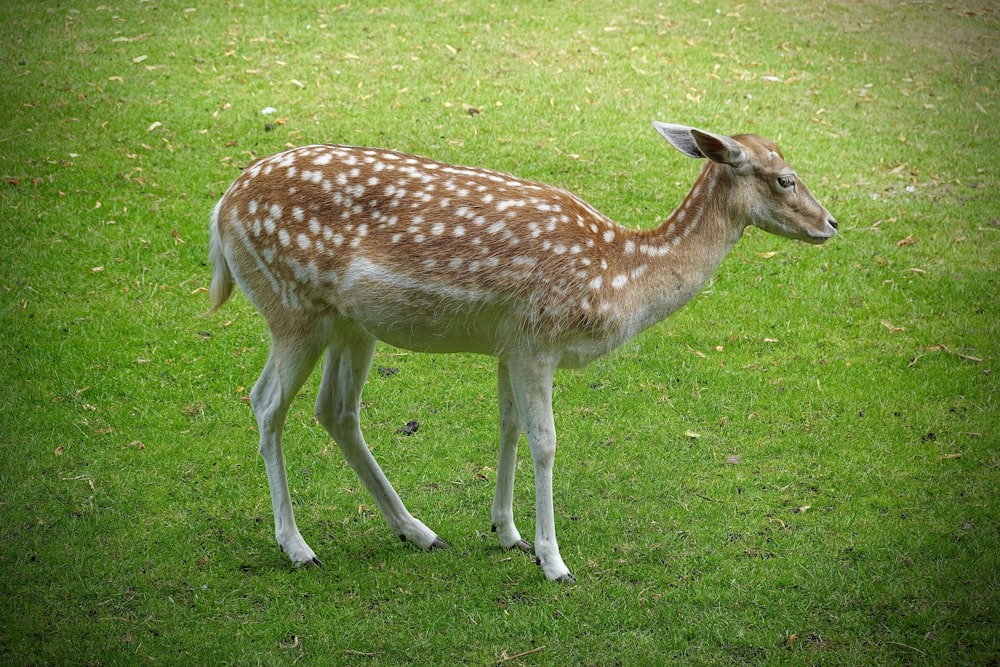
[685,344,707,359]
[63,476,96,491]
[896,234,918,247]
[684,430,700,439]
[940,453,962,460]
[725,454,741,465]
[881,320,906,333]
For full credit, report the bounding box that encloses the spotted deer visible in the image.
[208,122,837,582]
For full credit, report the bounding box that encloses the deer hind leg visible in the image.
[251,320,332,568]
[314,319,447,551]
[491,359,533,553]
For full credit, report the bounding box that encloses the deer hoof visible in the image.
[288,553,322,568]
[512,539,533,553]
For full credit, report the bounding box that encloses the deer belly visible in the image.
[332,258,514,354]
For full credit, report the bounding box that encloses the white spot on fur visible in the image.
[497,199,524,212]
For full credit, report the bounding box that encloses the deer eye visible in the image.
[777,175,796,190]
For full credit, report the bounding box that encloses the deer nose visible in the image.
[827,215,838,230]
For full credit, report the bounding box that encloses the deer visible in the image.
[208,122,837,582]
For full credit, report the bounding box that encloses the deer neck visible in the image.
[613,162,744,337]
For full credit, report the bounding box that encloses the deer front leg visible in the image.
[491,360,533,553]
[506,355,575,583]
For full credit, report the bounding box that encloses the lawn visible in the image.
[1,1,998,665]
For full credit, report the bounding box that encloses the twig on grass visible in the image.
[886,640,928,656]
[344,649,376,658]
[909,344,984,367]
[495,646,546,664]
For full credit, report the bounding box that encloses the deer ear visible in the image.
[690,129,746,167]
[654,122,747,167]
[653,122,705,159]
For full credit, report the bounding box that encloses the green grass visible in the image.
[2,0,998,664]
